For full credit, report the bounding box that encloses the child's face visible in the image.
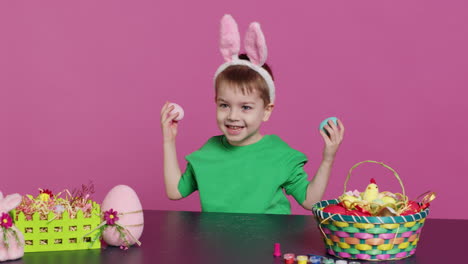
[215,83,273,146]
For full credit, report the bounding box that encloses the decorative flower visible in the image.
[38,189,54,202]
[0,212,13,229]
[82,208,141,251]
[120,245,129,250]
[104,209,119,225]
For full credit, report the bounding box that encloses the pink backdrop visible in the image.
[1,0,467,219]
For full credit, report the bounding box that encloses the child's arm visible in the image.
[302,119,345,209]
[161,102,183,200]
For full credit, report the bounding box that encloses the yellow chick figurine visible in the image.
[362,178,379,202]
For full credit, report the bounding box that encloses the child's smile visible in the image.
[225,124,245,135]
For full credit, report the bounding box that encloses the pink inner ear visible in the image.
[244,22,267,66]
[220,14,240,62]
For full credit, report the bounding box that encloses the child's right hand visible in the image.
[160,102,180,143]
[320,118,345,162]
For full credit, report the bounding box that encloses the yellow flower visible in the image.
[38,189,53,202]
[38,193,51,201]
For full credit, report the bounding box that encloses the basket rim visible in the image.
[312,199,429,224]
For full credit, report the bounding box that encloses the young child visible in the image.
[160,15,344,214]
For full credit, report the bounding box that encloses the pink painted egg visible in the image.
[101,185,144,247]
[169,103,184,121]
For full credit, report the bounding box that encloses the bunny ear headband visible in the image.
[214,14,275,103]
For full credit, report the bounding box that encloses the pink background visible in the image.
[1,1,467,219]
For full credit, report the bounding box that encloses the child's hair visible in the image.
[215,54,274,106]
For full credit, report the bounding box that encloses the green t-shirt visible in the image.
[178,135,310,214]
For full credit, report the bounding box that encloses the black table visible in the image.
[9,210,468,264]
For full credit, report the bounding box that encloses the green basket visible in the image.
[12,202,101,252]
[312,161,430,261]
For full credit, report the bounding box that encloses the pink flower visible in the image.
[104,209,119,225]
[120,245,129,250]
[0,213,13,229]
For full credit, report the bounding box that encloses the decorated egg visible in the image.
[169,103,184,121]
[318,117,338,137]
[101,185,144,247]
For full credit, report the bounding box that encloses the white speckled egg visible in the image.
[101,185,144,246]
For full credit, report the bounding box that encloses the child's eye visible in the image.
[242,105,252,111]
[219,103,229,108]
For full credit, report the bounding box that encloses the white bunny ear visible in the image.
[4,193,22,212]
[220,14,240,62]
[0,191,3,200]
[244,22,268,66]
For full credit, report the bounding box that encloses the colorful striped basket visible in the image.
[312,161,430,261]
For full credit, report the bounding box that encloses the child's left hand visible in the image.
[320,119,345,162]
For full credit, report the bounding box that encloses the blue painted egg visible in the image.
[319,117,338,136]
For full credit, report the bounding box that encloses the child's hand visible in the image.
[320,119,345,162]
[161,102,180,143]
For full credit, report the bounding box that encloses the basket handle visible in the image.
[343,160,406,199]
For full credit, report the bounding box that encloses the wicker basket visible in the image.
[12,202,101,252]
[312,160,430,261]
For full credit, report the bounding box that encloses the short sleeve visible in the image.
[178,162,198,197]
[282,152,310,205]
